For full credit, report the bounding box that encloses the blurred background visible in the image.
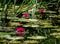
[0,0,60,44]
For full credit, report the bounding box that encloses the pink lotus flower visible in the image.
[16,27,25,36]
[39,9,44,13]
[22,13,29,18]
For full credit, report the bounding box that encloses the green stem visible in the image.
[14,0,17,15]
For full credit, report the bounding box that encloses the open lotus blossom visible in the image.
[22,13,29,18]
[39,9,44,13]
[16,27,25,36]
